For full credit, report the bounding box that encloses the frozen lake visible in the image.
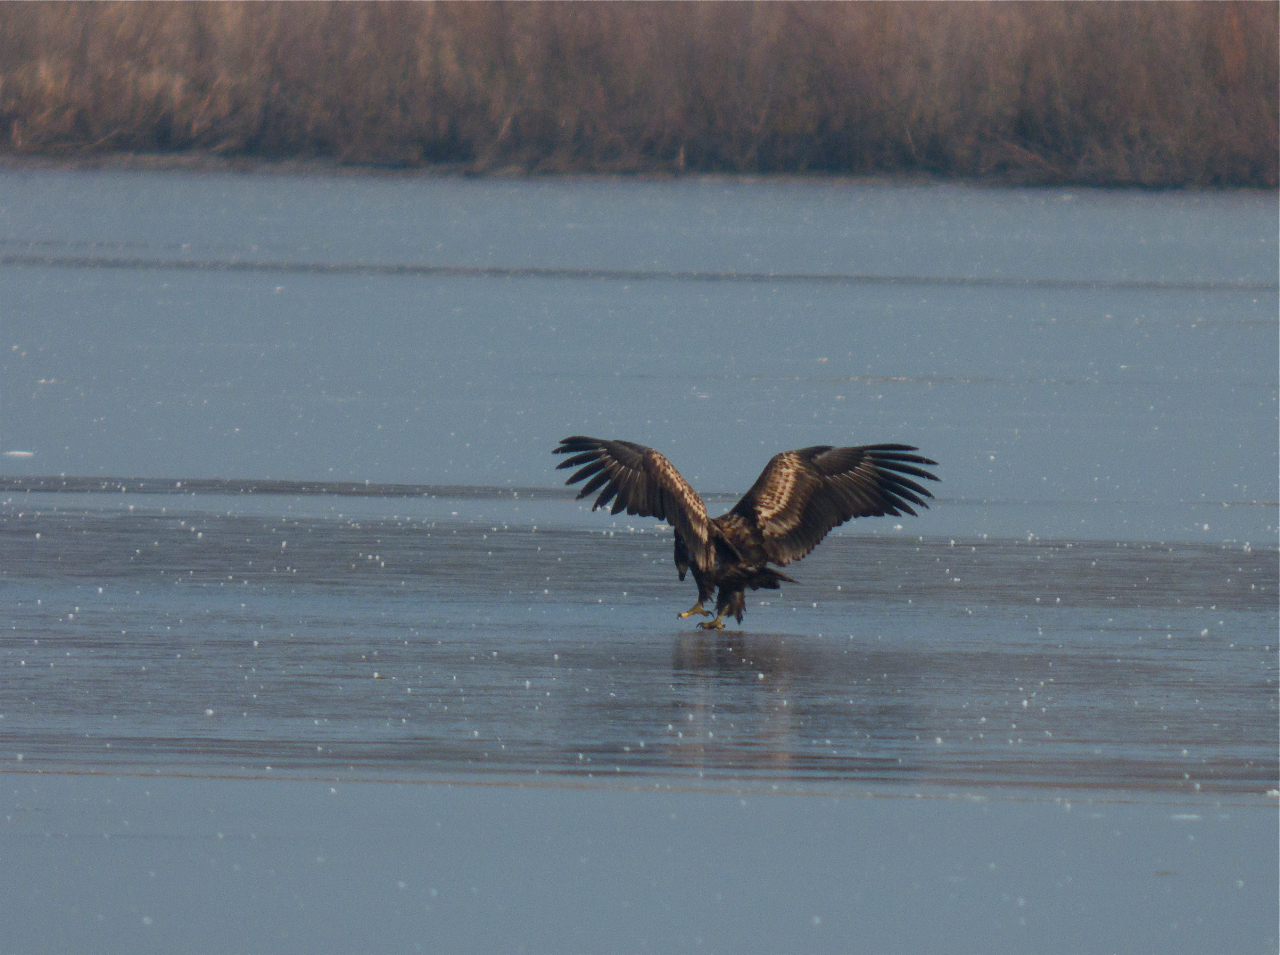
[1,169,1276,542]
[1,493,1276,795]
[0,169,1276,952]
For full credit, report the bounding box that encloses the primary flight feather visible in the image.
[554,437,940,629]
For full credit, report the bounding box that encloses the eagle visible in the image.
[553,436,939,629]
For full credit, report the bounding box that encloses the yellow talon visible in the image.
[678,601,712,618]
[697,613,727,630]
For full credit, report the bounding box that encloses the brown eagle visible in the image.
[553,437,939,629]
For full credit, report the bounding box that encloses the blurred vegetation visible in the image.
[0,1,1274,186]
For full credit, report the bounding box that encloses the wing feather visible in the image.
[554,437,713,572]
[596,482,620,511]
[576,469,611,499]
[559,450,604,470]
[729,444,940,565]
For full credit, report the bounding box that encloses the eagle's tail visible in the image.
[748,566,795,591]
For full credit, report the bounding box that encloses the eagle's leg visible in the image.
[679,563,715,618]
[697,587,744,630]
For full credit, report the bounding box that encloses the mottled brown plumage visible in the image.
[553,436,940,629]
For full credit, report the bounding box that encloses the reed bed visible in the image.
[0,1,1274,186]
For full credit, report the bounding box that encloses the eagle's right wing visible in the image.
[554,436,713,573]
[730,444,939,566]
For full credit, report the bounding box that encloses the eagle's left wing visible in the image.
[729,444,939,566]
[554,436,715,573]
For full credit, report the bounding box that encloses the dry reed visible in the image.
[0,1,1274,185]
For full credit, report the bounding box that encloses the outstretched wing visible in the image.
[730,444,939,565]
[553,436,714,572]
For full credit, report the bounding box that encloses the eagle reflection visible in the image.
[671,630,794,681]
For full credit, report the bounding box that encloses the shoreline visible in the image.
[1,151,1275,193]
[2,4,1274,190]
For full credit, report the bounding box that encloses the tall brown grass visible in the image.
[0,2,1274,185]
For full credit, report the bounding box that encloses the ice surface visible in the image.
[1,171,1275,542]
[1,497,1273,795]
[1,169,1275,953]
[1,774,1276,955]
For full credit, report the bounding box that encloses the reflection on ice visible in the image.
[1,496,1274,796]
